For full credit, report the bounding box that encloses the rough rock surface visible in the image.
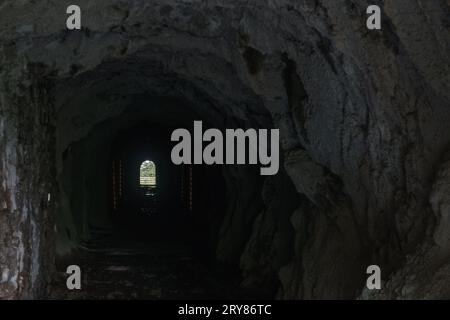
[0,0,449,299]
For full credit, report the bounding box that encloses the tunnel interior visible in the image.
[1,0,449,300]
[51,59,278,298]
[58,100,233,253]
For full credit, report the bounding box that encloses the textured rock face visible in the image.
[0,0,449,299]
[0,67,56,298]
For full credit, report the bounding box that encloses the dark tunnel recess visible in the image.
[1,0,448,300]
[51,57,298,298]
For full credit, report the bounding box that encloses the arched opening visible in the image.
[140,160,156,189]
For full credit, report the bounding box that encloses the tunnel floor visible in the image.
[49,221,256,300]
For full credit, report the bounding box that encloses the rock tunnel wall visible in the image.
[0,65,57,298]
[0,0,449,299]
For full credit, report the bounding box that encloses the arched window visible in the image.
[140,160,156,188]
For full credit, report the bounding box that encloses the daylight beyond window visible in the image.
[140,160,156,187]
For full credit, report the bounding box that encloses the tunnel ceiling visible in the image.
[54,57,272,156]
[1,0,450,300]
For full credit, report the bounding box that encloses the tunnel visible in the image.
[1,0,450,300]
[51,60,278,299]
